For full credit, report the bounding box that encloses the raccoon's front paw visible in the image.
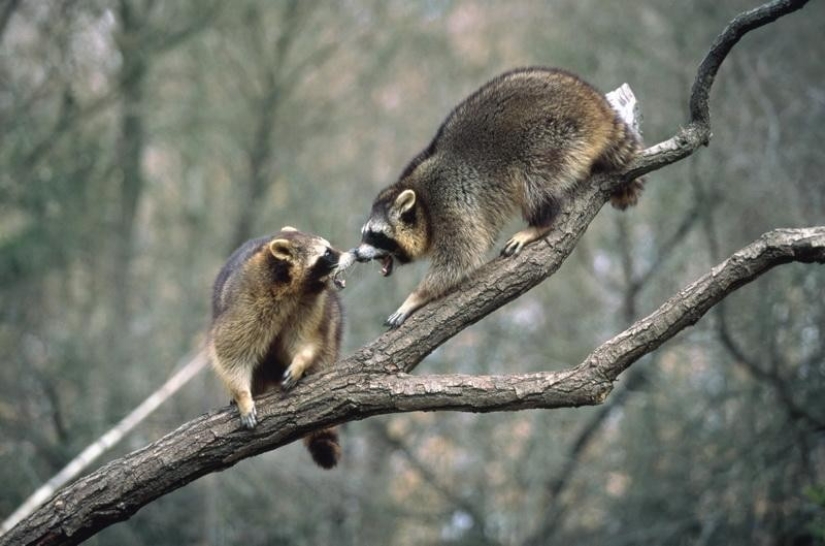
[281,368,301,390]
[385,293,424,328]
[239,406,258,429]
[384,310,408,329]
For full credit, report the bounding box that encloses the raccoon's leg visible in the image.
[386,291,428,328]
[282,344,318,390]
[502,192,562,257]
[214,360,258,429]
[386,246,484,328]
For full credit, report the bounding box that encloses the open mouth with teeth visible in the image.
[330,251,358,289]
[349,242,403,278]
[380,255,394,276]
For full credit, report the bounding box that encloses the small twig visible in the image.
[624,0,811,182]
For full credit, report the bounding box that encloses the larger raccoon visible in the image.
[209,227,344,469]
[351,67,644,327]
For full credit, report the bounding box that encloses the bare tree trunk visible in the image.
[0,1,815,545]
[112,0,149,327]
[230,0,303,249]
[0,0,21,43]
[0,352,209,535]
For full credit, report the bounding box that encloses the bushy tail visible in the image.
[604,83,645,210]
[610,177,645,210]
[303,428,341,469]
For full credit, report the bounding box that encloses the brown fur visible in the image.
[356,67,644,327]
[209,227,344,468]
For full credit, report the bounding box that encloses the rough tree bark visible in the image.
[0,353,209,535]
[0,1,816,545]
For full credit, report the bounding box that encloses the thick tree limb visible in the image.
[0,353,209,535]
[3,228,824,546]
[0,1,815,545]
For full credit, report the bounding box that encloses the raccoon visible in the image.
[352,67,644,327]
[209,227,344,469]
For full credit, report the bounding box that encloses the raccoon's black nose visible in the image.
[352,248,370,262]
[353,242,390,262]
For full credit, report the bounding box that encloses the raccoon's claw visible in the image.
[503,227,550,257]
[501,238,524,257]
[281,368,300,391]
[502,230,536,257]
[384,310,408,329]
[239,407,258,429]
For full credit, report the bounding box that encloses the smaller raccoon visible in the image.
[209,227,344,469]
[351,67,644,327]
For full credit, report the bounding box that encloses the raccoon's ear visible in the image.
[269,239,293,261]
[393,189,416,214]
[280,226,298,232]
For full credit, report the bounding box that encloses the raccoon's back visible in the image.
[433,67,620,169]
[211,236,271,320]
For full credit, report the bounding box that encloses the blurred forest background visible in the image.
[2,0,824,545]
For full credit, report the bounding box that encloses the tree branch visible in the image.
[4,227,823,546]
[717,305,825,431]
[0,1,815,544]
[0,0,21,44]
[688,0,808,125]
[624,0,811,181]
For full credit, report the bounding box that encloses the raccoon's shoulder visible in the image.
[212,236,272,319]
[398,134,440,183]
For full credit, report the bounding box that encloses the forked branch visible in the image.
[6,227,824,546]
[624,0,811,181]
[0,1,815,545]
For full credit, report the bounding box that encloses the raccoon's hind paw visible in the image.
[501,236,528,257]
[503,226,551,257]
[239,406,258,429]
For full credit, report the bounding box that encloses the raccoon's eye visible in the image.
[323,248,332,258]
